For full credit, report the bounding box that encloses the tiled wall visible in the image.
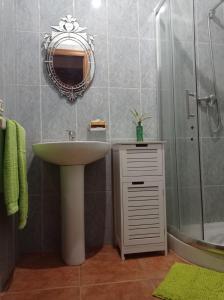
[0,0,159,253]
[195,0,224,223]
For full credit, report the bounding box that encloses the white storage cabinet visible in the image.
[112,142,167,259]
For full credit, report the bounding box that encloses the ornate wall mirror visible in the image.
[44,15,95,103]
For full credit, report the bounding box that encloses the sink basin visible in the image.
[33,140,110,266]
[33,141,110,165]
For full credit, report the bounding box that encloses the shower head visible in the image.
[209,0,224,18]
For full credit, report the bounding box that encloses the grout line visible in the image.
[4,285,80,295]
[79,266,81,300]
[106,0,111,142]
[38,0,43,143]
[80,277,162,288]
[37,0,44,252]
[4,277,162,295]
[136,0,142,113]
[73,0,76,15]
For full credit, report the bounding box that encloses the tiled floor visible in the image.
[0,246,186,300]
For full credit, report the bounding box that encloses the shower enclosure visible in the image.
[155,0,224,251]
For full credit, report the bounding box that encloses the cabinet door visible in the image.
[122,181,165,246]
[122,145,163,177]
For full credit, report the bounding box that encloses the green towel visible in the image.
[0,127,4,193]
[15,121,28,229]
[153,262,224,300]
[3,120,28,229]
[3,120,19,215]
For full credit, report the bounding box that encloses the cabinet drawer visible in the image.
[122,145,163,177]
[122,181,165,246]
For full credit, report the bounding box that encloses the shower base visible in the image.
[204,222,224,246]
[180,222,224,246]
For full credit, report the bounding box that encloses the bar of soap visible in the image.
[90,119,106,128]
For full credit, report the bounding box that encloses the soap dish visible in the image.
[88,126,106,132]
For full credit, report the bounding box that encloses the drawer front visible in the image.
[122,145,163,177]
[122,181,165,246]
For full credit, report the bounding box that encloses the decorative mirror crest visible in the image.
[43,15,95,103]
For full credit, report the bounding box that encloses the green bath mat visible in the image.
[153,263,224,300]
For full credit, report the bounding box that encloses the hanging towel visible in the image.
[0,128,4,193]
[15,121,28,229]
[3,120,28,229]
[3,120,19,215]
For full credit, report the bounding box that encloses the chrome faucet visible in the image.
[66,130,76,141]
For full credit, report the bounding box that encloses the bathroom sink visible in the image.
[32,140,110,266]
[32,141,110,165]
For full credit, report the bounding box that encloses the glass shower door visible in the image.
[155,0,179,230]
[156,0,203,240]
[171,0,203,239]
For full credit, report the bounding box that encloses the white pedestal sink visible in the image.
[33,141,110,265]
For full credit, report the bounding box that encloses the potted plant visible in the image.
[130,109,151,142]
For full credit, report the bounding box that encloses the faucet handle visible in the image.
[65,130,76,141]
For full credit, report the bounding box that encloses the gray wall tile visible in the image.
[75,0,107,36]
[39,0,73,33]
[138,0,158,39]
[141,88,158,139]
[77,87,109,140]
[3,31,16,85]
[140,39,156,89]
[3,85,16,119]
[108,0,138,38]
[91,35,108,88]
[109,37,140,88]
[171,0,194,42]
[85,158,107,193]
[0,0,15,31]
[110,88,140,139]
[42,162,60,195]
[201,137,224,186]
[16,32,40,85]
[19,195,42,253]
[43,194,61,252]
[176,137,201,187]
[15,85,41,167]
[27,157,42,196]
[16,0,39,32]
[178,186,203,241]
[196,0,224,44]
[85,191,107,250]
[204,186,224,223]
[41,85,76,141]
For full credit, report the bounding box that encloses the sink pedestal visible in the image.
[60,165,85,265]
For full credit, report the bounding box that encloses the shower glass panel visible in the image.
[155,0,179,229]
[155,0,203,241]
[196,0,224,245]
[171,0,203,239]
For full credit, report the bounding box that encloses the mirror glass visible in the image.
[44,15,95,103]
[53,40,89,86]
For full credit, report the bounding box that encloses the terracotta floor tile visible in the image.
[138,251,187,280]
[8,254,80,292]
[81,280,159,300]
[2,287,80,300]
[80,258,145,286]
[4,246,187,299]
[81,247,184,285]
[85,245,121,263]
